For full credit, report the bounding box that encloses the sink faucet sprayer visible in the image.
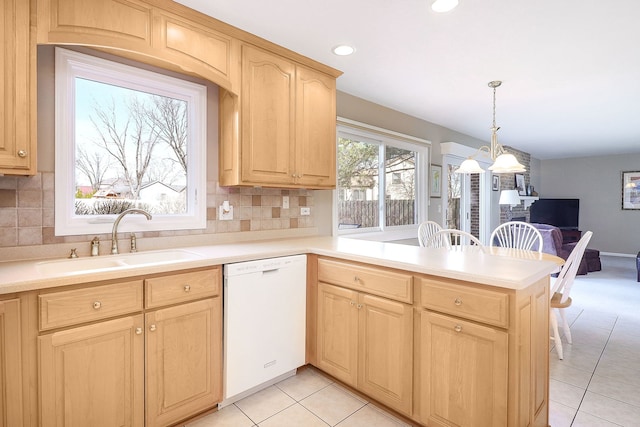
[111,208,152,255]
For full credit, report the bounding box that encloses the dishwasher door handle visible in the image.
[262,268,280,274]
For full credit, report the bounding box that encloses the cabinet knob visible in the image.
[357,303,363,309]
[93,301,101,309]
[454,298,462,306]
[350,301,355,306]
[18,150,27,158]
[149,324,157,332]
[454,325,463,333]
[353,276,360,282]
[184,284,191,292]
[135,327,143,335]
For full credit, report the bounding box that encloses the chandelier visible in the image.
[456,81,526,174]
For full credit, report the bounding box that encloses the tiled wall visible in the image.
[0,172,315,248]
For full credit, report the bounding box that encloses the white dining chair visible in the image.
[424,229,485,252]
[550,231,593,360]
[490,221,543,252]
[418,221,443,247]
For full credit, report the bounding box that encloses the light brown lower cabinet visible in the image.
[418,276,550,427]
[420,311,508,427]
[313,257,549,427]
[316,282,413,415]
[39,315,145,427]
[0,298,24,427]
[146,298,221,426]
[37,267,222,427]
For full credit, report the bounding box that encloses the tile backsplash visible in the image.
[0,172,315,249]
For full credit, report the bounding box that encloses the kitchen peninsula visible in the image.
[0,236,560,427]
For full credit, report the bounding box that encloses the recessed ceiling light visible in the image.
[332,45,355,56]
[431,0,459,13]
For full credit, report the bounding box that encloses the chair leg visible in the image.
[559,308,572,344]
[550,309,563,360]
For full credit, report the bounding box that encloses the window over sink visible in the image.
[54,48,207,236]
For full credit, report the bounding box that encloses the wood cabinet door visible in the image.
[0,0,35,174]
[0,299,23,427]
[420,311,508,427]
[316,283,358,386]
[514,284,550,427]
[240,45,296,185]
[146,298,222,427]
[152,10,236,90]
[38,315,144,427]
[37,0,152,47]
[294,65,336,188]
[358,293,413,415]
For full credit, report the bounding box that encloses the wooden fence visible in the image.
[338,200,415,228]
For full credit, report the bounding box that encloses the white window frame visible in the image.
[335,118,430,241]
[54,48,207,236]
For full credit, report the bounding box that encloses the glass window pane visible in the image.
[447,164,461,229]
[385,147,416,226]
[337,137,379,229]
[74,78,188,216]
[55,47,206,236]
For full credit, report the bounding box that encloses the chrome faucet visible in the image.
[111,208,152,254]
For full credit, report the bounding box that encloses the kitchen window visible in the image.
[336,119,430,238]
[54,48,207,236]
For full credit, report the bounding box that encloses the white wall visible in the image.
[540,153,640,255]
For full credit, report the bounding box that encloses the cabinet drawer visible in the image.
[145,268,220,309]
[318,258,412,303]
[419,278,509,328]
[39,280,143,331]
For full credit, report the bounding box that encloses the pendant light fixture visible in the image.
[456,81,526,174]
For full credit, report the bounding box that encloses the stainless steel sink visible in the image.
[36,249,204,275]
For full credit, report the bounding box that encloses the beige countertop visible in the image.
[0,236,562,295]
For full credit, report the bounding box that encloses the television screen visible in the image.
[530,198,580,229]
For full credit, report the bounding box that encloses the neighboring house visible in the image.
[91,179,133,199]
[138,181,185,205]
[76,185,94,196]
[339,157,415,202]
[92,188,121,198]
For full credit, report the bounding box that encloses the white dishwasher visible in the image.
[221,254,307,407]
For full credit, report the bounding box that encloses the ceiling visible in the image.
[176,0,640,160]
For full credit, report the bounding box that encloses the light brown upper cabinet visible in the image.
[0,0,37,175]
[36,0,239,91]
[219,44,338,189]
[35,0,340,185]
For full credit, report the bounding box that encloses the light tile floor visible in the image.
[548,255,640,427]
[186,255,640,427]
[186,366,411,427]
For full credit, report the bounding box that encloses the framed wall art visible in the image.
[430,164,442,198]
[515,173,526,196]
[622,171,640,209]
[492,175,500,191]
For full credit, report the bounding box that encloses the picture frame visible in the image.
[492,175,500,191]
[622,171,640,209]
[430,164,442,198]
[515,173,526,196]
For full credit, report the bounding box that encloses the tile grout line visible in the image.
[568,315,618,426]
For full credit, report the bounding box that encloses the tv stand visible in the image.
[561,229,582,243]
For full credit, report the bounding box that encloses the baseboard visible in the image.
[599,252,637,258]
